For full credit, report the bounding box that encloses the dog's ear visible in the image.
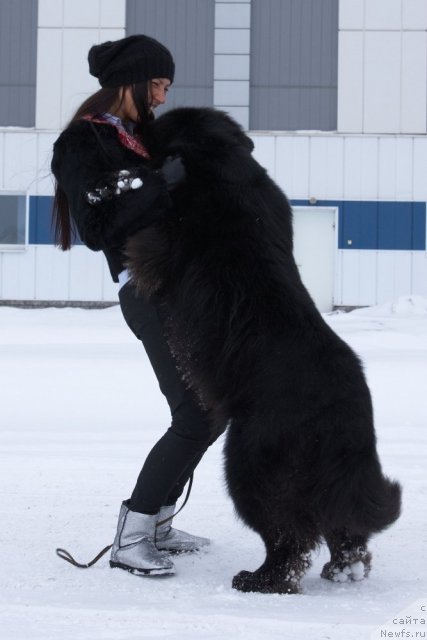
[230,127,254,153]
[146,107,262,183]
[217,144,264,183]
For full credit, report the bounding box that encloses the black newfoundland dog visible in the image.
[125,107,401,594]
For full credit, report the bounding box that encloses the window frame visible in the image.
[0,191,29,252]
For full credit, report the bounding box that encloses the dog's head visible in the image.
[146,107,260,184]
[147,107,253,158]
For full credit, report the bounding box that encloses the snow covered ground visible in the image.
[1,296,426,640]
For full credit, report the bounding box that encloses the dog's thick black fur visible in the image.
[125,107,401,594]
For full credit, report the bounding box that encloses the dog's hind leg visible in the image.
[321,529,372,583]
[232,526,315,595]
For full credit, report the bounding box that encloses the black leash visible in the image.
[56,474,193,569]
[56,544,113,568]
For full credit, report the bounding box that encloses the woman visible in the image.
[51,35,221,578]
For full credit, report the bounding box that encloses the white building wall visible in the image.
[0,0,124,304]
[253,133,427,204]
[0,245,118,302]
[334,0,427,306]
[4,126,425,305]
[1,0,427,308]
[251,131,427,307]
[338,0,427,134]
[0,129,56,196]
[36,0,126,130]
[214,0,251,129]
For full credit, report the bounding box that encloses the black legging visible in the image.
[118,281,222,514]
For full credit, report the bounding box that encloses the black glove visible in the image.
[85,169,144,205]
[160,156,186,191]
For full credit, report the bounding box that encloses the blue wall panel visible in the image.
[29,196,82,245]
[29,196,55,244]
[292,199,426,251]
[341,201,378,249]
[29,196,426,251]
[413,203,426,250]
[378,202,411,250]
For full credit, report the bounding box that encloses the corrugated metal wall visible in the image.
[7,127,425,306]
[250,0,338,131]
[0,0,38,127]
[126,0,215,111]
[1,0,426,307]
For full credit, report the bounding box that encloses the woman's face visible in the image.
[117,78,171,122]
[148,78,171,111]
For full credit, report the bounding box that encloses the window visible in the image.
[0,0,38,127]
[0,194,27,249]
[126,0,215,111]
[250,0,339,131]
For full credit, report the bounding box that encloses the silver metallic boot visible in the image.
[110,501,175,576]
[155,503,210,553]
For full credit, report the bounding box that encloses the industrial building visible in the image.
[0,0,426,310]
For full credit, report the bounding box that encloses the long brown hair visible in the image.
[52,82,153,250]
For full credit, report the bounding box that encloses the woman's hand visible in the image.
[160,156,186,191]
[84,157,186,206]
[85,169,144,205]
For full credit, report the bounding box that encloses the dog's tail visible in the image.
[354,464,402,535]
[318,452,402,536]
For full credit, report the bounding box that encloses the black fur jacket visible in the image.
[51,119,172,282]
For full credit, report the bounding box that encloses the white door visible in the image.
[292,207,337,312]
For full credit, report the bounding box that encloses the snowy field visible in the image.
[0,296,426,640]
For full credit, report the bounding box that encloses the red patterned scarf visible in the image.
[82,114,151,160]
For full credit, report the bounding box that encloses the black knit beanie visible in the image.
[88,34,175,87]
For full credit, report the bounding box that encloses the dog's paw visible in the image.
[321,552,372,583]
[232,569,300,594]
